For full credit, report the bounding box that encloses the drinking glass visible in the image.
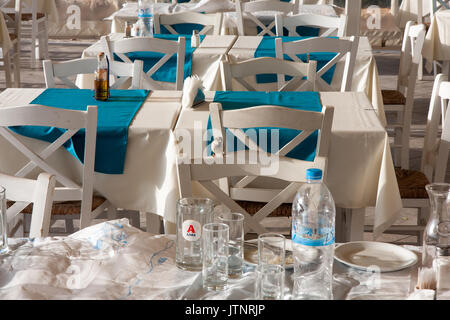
[176,198,214,271]
[258,233,286,266]
[255,233,286,300]
[202,223,229,291]
[218,212,244,278]
[0,187,8,254]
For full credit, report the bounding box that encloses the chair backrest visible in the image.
[430,0,450,17]
[108,36,186,90]
[397,21,426,102]
[43,57,144,90]
[177,102,334,234]
[275,35,358,91]
[0,104,98,229]
[235,0,299,36]
[220,56,317,91]
[153,12,223,35]
[275,13,347,37]
[0,172,55,238]
[422,74,450,182]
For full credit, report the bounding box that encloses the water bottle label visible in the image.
[292,226,334,247]
[182,220,202,242]
[138,9,152,18]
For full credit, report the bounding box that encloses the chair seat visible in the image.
[236,200,292,217]
[7,12,46,21]
[382,89,407,105]
[395,167,430,199]
[10,196,107,215]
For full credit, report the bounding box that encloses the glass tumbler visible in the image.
[202,223,229,291]
[176,198,214,271]
[255,233,286,300]
[218,212,244,278]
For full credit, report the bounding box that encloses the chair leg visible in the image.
[65,218,75,234]
[13,51,20,88]
[31,30,37,68]
[3,52,12,88]
[145,212,163,234]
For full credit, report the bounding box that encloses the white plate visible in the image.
[243,239,294,270]
[334,241,418,272]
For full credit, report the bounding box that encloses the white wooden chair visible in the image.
[0,104,119,234]
[177,102,334,235]
[235,0,299,36]
[275,13,347,37]
[1,172,55,238]
[0,0,49,67]
[153,12,223,35]
[430,0,450,18]
[365,74,450,244]
[382,21,426,169]
[220,56,317,91]
[108,36,186,90]
[275,35,358,92]
[43,57,144,90]
[0,0,21,88]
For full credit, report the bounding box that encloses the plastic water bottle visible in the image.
[138,0,153,37]
[291,168,336,300]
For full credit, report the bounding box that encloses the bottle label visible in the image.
[292,226,335,247]
[182,220,202,242]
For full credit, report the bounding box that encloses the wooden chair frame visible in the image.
[275,13,347,37]
[275,35,359,92]
[153,12,223,36]
[177,102,334,235]
[220,56,317,92]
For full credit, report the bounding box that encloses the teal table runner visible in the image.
[9,89,150,174]
[207,91,322,161]
[254,36,337,84]
[115,34,205,83]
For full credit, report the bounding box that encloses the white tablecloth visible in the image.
[76,34,237,92]
[175,91,401,238]
[0,89,183,225]
[226,36,386,126]
[396,0,433,27]
[422,10,450,70]
[0,219,443,300]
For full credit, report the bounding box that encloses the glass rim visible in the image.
[217,212,245,222]
[258,232,286,242]
[203,222,229,232]
[256,264,285,272]
[177,197,214,208]
[0,186,5,196]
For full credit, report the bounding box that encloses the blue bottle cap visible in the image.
[306,168,322,180]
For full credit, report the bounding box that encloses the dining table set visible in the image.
[0,0,449,301]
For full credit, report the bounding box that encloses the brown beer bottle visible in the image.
[94,52,110,101]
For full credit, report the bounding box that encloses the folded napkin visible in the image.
[181,75,205,109]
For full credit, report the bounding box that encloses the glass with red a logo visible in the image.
[176,198,214,271]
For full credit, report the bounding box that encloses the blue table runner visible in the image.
[207,91,322,161]
[254,36,337,84]
[9,89,150,175]
[115,34,205,83]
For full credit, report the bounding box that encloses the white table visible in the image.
[0,218,444,300]
[226,36,386,126]
[175,91,401,239]
[422,10,450,76]
[0,88,183,229]
[76,34,238,92]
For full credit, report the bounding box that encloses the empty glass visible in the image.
[202,223,229,291]
[176,198,214,271]
[255,233,286,300]
[218,212,244,278]
[0,187,8,254]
